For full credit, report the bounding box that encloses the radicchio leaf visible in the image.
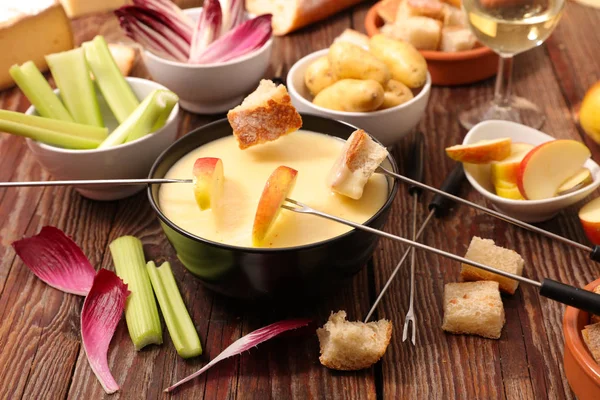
[165,318,311,392]
[81,269,130,394]
[189,0,222,62]
[12,226,96,296]
[132,0,194,41]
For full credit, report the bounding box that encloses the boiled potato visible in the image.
[313,79,384,112]
[328,41,391,86]
[304,56,337,95]
[379,80,414,109]
[369,34,427,88]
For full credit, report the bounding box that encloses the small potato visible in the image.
[328,41,391,86]
[379,80,414,109]
[369,34,427,88]
[313,79,384,112]
[304,56,337,95]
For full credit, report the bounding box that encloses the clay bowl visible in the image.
[364,1,499,86]
[563,278,600,400]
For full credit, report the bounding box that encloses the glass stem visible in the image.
[493,55,514,107]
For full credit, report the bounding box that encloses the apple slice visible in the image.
[557,167,593,195]
[252,166,298,246]
[193,157,224,210]
[495,185,524,200]
[445,138,512,164]
[517,140,591,200]
[579,197,600,244]
[490,142,535,185]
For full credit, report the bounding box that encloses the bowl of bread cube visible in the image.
[563,278,600,400]
[365,0,499,85]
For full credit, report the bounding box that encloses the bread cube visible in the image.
[390,17,442,50]
[396,0,445,21]
[460,236,524,294]
[442,4,467,27]
[440,27,477,52]
[582,322,600,363]
[442,281,505,339]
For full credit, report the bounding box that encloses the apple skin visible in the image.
[557,167,593,195]
[580,81,600,144]
[252,166,298,246]
[517,140,591,200]
[445,138,512,164]
[193,157,224,210]
[579,197,600,244]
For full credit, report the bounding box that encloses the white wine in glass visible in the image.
[458,0,566,129]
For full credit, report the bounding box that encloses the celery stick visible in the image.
[109,236,162,350]
[46,48,104,127]
[83,36,139,124]
[0,110,108,141]
[146,261,202,358]
[10,62,73,122]
[98,89,178,149]
[0,119,101,149]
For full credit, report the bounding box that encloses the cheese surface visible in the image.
[59,0,128,18]
[0,1,73,90]
[159,131,389,248]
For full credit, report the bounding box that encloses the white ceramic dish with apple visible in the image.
[463,120,600,222]
[143,7,273,114]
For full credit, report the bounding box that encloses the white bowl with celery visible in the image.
[116,0,273,114]
[4,36,180,201]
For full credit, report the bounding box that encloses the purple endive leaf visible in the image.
[221,0,246,34]
[132,0,194,41]
[165,318,311,392]
[12,226,96,296]
[81,269,130,394]
[189,0,222,61]
[189,14,272,64]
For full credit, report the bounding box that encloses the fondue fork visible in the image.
[281,197,600,315]
[0,178,193,188]
[374,166,600,261]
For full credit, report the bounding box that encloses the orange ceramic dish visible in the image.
[563,278,600,400]
[364,2,499,86]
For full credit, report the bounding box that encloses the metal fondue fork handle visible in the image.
[0,178,193,187]
[281,198,600,315]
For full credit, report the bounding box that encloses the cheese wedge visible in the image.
[0,1,74,90]
[59,0,129,18]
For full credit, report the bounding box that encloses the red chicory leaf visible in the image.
[132,0,194,42]
[12,226,96,296]
[165,318,311,392]
[81,269,130,394]
[220,0,246,34]
[189,0,222,62]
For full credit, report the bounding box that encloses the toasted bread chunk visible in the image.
[440,27,477,52]
[442,281,505,339]
[317,311,392,371]
[334,28,370,48]
[396,0,445,21]
[592,286,600,324]
[389,16,442,50]
[108,43,136,76]
[378,0,401,22]
[442,3,467,27]
[460,237,525,294]
[327,129,389,200]
[583,322,600,363]
[227,79,303,149]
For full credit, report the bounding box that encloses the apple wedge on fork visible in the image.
[193,157,224,210]
[252,166,298,246]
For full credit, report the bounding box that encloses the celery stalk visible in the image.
[128,90,177,142]
[46,48,104,127]
[109,236,162,350]
[9,62,73,122]
[83,36,139,124]
[98,89,178,149]
[0,110,108,141]
[0,119,101,149]
[146,261,202,358]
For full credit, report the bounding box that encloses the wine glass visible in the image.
[459,0,566,129]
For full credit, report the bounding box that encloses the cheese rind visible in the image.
[0,3,74,90]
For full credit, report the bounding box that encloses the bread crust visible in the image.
[345,129,369,172]
[460,267,517,295]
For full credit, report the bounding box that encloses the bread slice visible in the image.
[327,129,389,200]
[460,237,524,294]
[442,281,505,339]
[582,322,600,363]
[388,16,442,50]
[591,286,600,324]
[440,27,477,52]
[317,311,392,371]
[334,29,370,49]
[227,79,303,149]
[396,0,445,21]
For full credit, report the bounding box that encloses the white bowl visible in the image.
[286,48,431,147]
[143,7,273,114]
[26,77,180,201]
[463,120,600,222]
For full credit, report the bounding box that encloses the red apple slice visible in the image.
[193,157,224,210]
[579,197,600,244]
[557,167,593,195]
[445,138,512,164]
[252,166,298,246]
[517,140,591,200]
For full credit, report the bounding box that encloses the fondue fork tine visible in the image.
[375,166,600,259]
[281,198,600,315]
[0,178,193,187]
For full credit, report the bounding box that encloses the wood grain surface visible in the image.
[1,0,599,399]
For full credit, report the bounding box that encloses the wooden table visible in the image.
[1,1,600,398]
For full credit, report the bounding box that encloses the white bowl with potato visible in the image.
[460,120,600,222]
[286,35,431,147]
